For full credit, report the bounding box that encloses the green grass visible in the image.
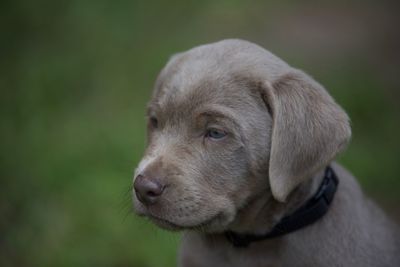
[1,1,399,266]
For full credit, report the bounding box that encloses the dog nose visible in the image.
[134,174,164,205]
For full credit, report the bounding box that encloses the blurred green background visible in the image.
[1,0,399,266]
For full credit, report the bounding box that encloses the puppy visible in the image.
[133,39,400,267]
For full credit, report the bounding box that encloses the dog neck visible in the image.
[224,167,333,246]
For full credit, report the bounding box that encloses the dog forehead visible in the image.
[154,63,236,111]
[170,55,226,88]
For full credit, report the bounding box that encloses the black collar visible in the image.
[225,166,338,248]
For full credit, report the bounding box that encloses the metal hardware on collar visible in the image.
[225,166,338,248]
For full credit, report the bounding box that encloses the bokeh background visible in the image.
[1,0,399,266]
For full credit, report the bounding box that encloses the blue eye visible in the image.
[206,129,227,140]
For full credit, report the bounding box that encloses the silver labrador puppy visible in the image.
[132,39,400,267]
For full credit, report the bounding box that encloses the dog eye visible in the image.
[205,128,227,140]
[149,116,158,128]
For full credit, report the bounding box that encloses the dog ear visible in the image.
[261,70,351,202]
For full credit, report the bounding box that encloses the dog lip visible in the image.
[148,215,185,230]
[148,213,222,230]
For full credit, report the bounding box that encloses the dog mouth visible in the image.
[147,215,186,231]
[146,213,223,231]
[133,193,231,232]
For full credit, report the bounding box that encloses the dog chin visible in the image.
[147,212,233,233]
[148,216,186,231]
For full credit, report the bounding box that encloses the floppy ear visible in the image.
[262,70,351,202]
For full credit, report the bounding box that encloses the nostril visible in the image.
[147,190,158,197]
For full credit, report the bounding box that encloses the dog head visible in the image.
[132,39,351,233]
